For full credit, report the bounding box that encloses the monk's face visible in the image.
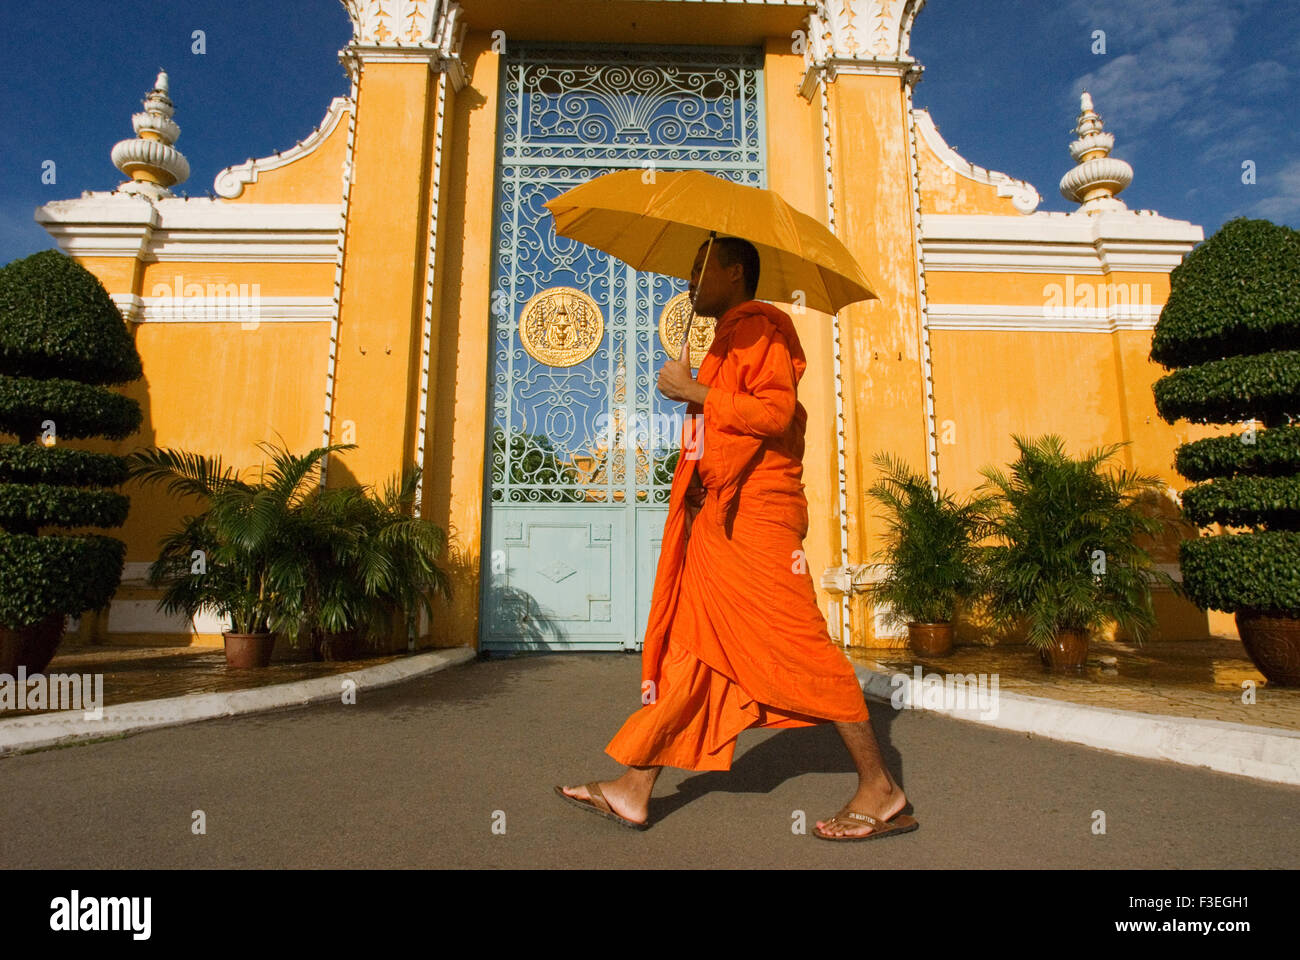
[689,243,743,318]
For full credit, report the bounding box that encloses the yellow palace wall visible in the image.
[37,1,1219,650]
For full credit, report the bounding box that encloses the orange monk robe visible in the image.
[605,300,869,772]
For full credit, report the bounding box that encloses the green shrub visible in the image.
[977,434,1174,648]
[0,249,141,632]
[1153,218,1300,616]
[1180,475,1300,528]
[0,249,142,385]
[1153,350,1300,425]
[1175,425,1300,480]
[1179,531,1300,617]
[0,533,125,628]
[1150,217,1300,368]
[864,451,993,626]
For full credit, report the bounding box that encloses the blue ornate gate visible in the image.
[481,44,765,652]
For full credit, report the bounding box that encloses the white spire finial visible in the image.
[110,70,190,200]
[1059,92,1132,214]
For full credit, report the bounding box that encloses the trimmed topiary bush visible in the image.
[1152,218,1300,620]
[0,249,142,663]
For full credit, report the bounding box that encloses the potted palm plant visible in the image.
[125,438,356,667]
[338,463,452,657]
[275,462,452,661]
[864,452,994,656]
[977,434,1177,671]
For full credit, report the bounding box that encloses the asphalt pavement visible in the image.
[1,652,1296,869]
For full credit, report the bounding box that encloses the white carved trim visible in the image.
[800,1,927,99]
[37,197,344,262]
[914,109,1041,214]
[345,44,443,63]
[148,201,342,262]
[134,296,335,323]
[926,301,1164,333]
[321,73,361,485]
[903,51,940,497]
[342,0,467,89]
[213,97,350,199]
[920,212,1204,273]
[110,293,143,323]
[35,195,158,258]
[816,75,853,649]
[827,59,916,78]
[414,68,449,508]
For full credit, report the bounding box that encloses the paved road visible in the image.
[1,653,1296,869]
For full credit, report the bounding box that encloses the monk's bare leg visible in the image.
[817,720,907,837]
[561,765,661,825]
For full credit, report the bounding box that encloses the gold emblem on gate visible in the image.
[519,286,604,367]
[659,292,716,368]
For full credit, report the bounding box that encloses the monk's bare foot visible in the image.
[815,780,907,838]
[560,777,650,825]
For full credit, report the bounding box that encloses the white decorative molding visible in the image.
[926,301,1165,334]
[800,0,927,100]
[38,197,343,263]
[109,293,144,323]
[340,0,468,89]
[903,59,940,496]
[213,97,350,199]
[133,296,335,324]
[816,75,853,649]
[914,109,1041,214]
[321,49,362,486]
[919,212,1204,274]
[35,195,158,258]
[414,68,450,510]
[145,201,343,262]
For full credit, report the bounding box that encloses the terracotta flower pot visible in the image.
[0,612,67,676]
[1039,628,1088,672]
[907,622,953,657]
[223,632,276,668]
[1236,612,1300,687]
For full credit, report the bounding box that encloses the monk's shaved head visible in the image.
[701,237,760,299]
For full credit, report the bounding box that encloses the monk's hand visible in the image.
[657,337,698,403]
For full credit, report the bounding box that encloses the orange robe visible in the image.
[605,300,869,772]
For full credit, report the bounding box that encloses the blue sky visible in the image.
[1,0,1296,267]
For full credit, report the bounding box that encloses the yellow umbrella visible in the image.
[543,168,879,317]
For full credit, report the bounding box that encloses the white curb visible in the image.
[0,648,476,757]
[856,663,1300,787]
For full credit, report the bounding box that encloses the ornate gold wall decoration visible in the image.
[658,291,716,368]
[519,286,604,367]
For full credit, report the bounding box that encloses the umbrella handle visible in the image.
[684,231,717,368]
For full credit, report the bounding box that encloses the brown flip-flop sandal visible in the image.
[813,809,919,842]
[554,782,651,830]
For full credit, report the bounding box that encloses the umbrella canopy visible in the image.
[543,169,879,316]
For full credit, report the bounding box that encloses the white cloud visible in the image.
[1066,0,1268,137]
[1063,0,1294,213]
[1245,157,1300,222]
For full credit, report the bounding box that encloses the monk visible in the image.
[558,237,917,841]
